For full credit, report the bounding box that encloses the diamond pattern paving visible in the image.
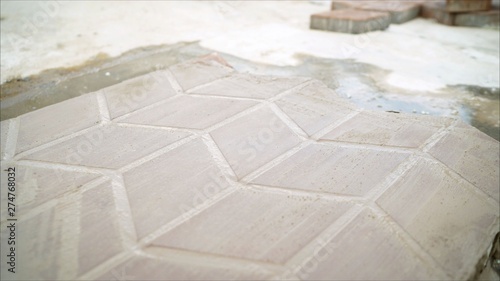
[0,54,498,280]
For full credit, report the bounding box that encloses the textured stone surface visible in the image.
[331,1,421,24]
[310,9,391,34]
[0,54,498,280]
[153,189,355,264]
[251,143,410,196]
[0,120,9,159]
[319,110,452,148]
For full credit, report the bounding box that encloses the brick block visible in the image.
[331,1,421,24]
[310,9,391,34]
[445,0,492,12]
[455,9,500,27]
[421,1,455,25]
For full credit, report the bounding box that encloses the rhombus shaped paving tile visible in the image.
[0,53,498,281]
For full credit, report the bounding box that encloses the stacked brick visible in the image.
[310,0,499,34]
[422,0,499,27]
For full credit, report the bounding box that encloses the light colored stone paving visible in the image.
[0,54,498,280]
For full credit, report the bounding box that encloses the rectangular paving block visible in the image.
[454,9,500,27]
[445,0,492,12]
[331,1,421,24]
[310,9,391,34]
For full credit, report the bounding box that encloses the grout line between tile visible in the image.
[268,103,309,140]
[142,246,287,274]
[421,118,461,153]
[364,153,420,201]
[13,123,106,160]
[424,154,500,207]
[248,183,367,204]
[15,159,113,176]
[138,187,236,247]
[184,72,234,94]
[112,94,184,122]
[200,134,237,181]
[56,191,82,280]
[310,109,362,140]
[316,138,419,153]
[96,91,111,123]
[240,140,312,183]
[163,68,185,94]
[110,174,139,250]
[187,92,263,102]
[368,204,453,280]
[118,134,199,173]
[3,118,19,160]
[115,122,199,135]
[283,204,364,276]
[77,251,134,280]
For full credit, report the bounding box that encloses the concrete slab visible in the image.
[0,54,498,281]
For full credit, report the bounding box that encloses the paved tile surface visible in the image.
[0,54,498,280]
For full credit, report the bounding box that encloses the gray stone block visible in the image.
[310,9,391,34]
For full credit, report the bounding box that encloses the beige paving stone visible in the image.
[251,143,410,196]
[0,164,99,219]
[23,124,190,169]
[16,93,101,154]
[210,107,302,179]
[119,95,257,130]
[0,120,9,159]
[96,252,275,280]
[190,73,309,99]
[103,70,176,119]
[428,125,500,202]
[78,181,123,275]
[1,207,59,280]
[123,138,231,239]
[297,208,440,280]
[320,110,452,148]
[275,80,357,136]
[377,158,499,279]
[152,189,355,264]
[170,53,234,91]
